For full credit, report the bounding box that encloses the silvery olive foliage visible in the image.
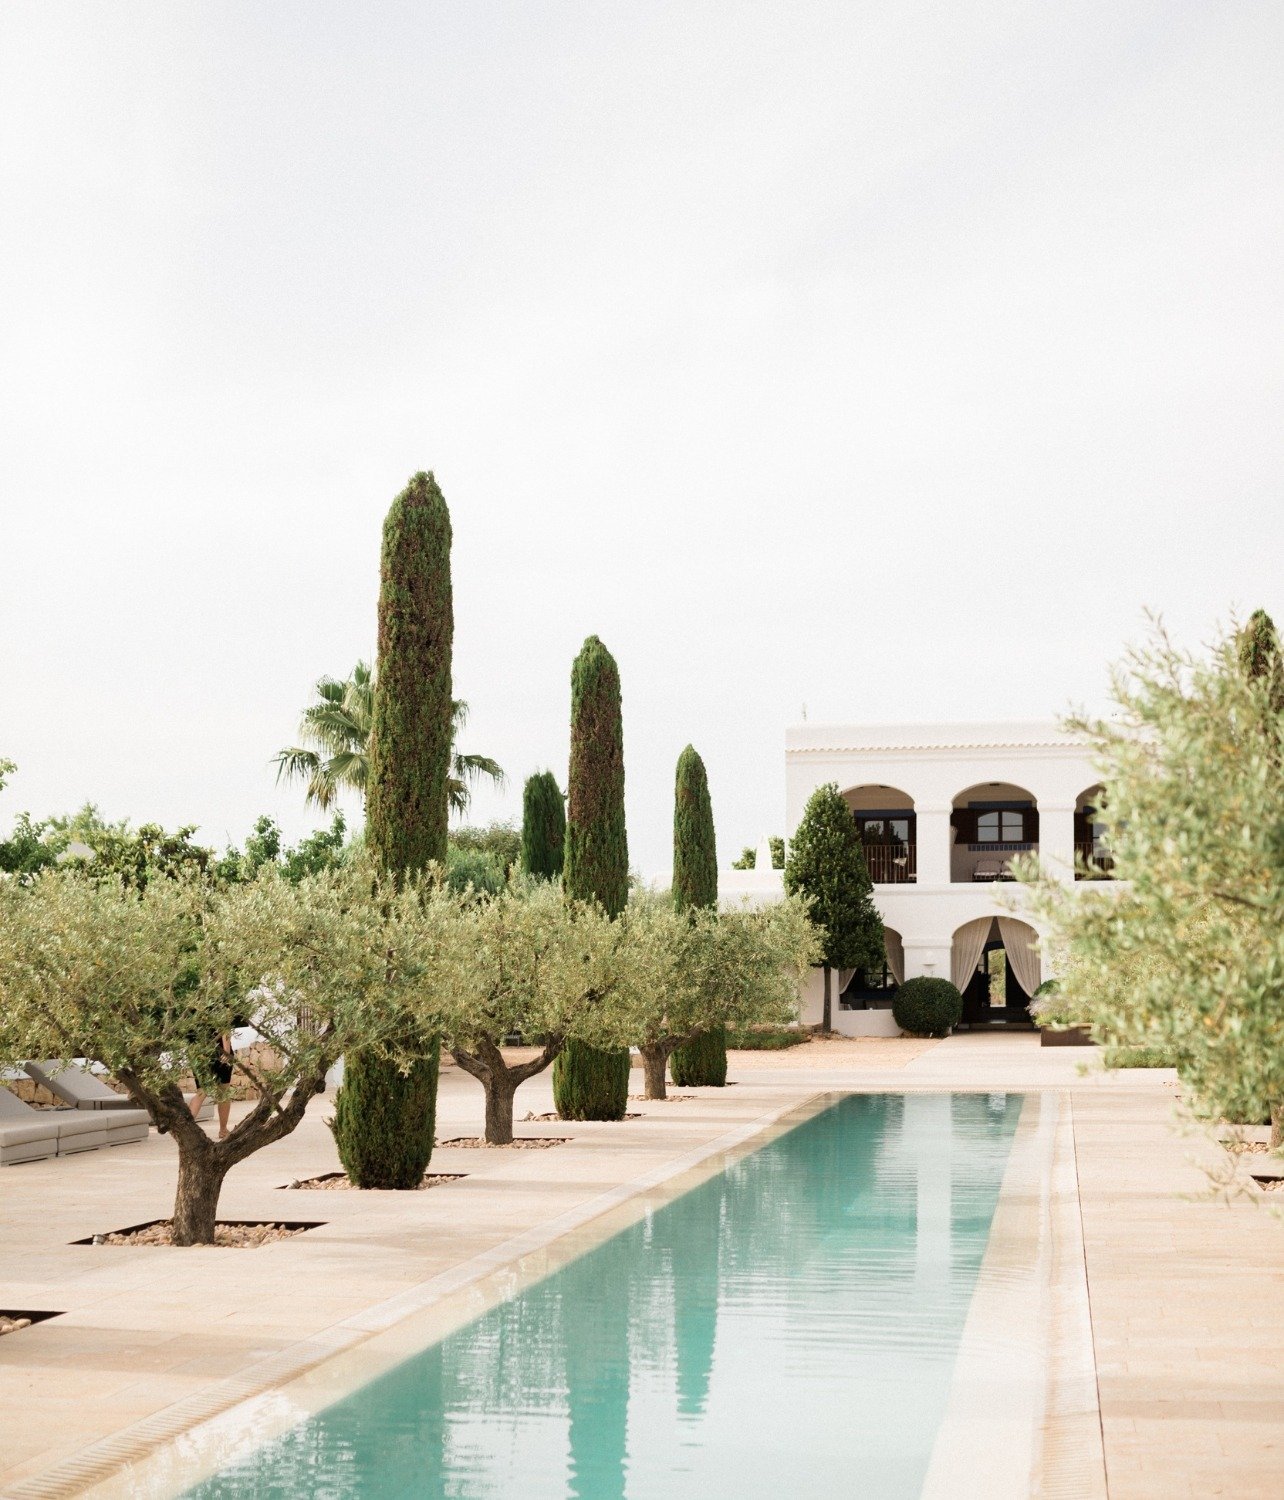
[1021,618,1284,1139]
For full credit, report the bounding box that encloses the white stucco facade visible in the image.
[720,720,1108,1035]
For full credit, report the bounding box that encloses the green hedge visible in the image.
[671,1025,728,1084]
[891,977,963,1038]
[724,1025,810,1051]
[552,1039,630,1120]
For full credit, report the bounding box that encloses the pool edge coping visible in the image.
[920,1090,1108,1499]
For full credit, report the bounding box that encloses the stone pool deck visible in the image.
[1,1034,1281,1497]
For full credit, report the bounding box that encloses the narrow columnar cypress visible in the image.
[553,636,631,1121]
[331,471,450,1188]
[668,746,727,1088]
[1239,609,1284,713]
[520,770,566,880]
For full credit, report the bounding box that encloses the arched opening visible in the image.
[839,928,904,1012]
[949,781,1039,883]
[1074,784,1114,879]
[950,917,1041,1027]
[841,785,916,884]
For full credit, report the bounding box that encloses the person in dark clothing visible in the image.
[189,1032,234,1139]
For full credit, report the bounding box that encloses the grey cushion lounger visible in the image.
[24,1060,209,1122]
[0,1084,147,1162]
[25,1060,138,1109]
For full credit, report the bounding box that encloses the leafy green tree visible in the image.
[0,862,424,1244]
[626,892,818,1098]
[430,882,628,1143]
[1026,617,1284,1149]
[784,783,884,1031]
[451,821,522,876]
[215,814,349,884]
[555,636,632,1120]
[274,659,503,816]
[730,837,784,870]
[520,771,566,879]
[332,472,453,1188]
[668,746,726,1090]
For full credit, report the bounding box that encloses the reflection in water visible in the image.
[189,1094,1022,1500]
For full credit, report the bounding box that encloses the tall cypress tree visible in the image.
[553,636,631,1120]
[668,746,727,1088]
[520,770,566,880]
[331,471,450,1187]
[1239,609,1284,712]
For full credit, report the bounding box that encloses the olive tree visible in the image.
[0,863,428,1244]
[430,881,628,1144]
[625,892,819,1099]
[1023,616,1284,1143]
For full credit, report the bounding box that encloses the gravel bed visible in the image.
[286,1172,465,1191]
[0,1315,33,1337]
[1225,1140,1272,1155]
[92,1221,309,1248]
[438,1134,570,1149]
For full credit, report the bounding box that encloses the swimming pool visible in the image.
[188,1092,1024,1498]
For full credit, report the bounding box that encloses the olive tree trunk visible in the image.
[639,1042,671,1100]
[115,1069,328,1247]
[453,1036,565,1146]
[173,1134,229,1246]
[1271,1102,1284,1151]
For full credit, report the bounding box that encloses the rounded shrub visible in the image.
[892,977,963,1038]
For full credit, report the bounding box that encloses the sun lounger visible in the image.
[23,1060,211,1121]
[25,1060,137,1109]
[0,1085,148,1163]
[0,1088,59,1165]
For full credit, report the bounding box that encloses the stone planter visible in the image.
[1039,1026,1095,1047]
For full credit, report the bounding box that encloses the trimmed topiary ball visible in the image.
[892,977,963,1038]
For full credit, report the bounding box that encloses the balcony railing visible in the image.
[864,843,916,884]
[1075,840,1115,879]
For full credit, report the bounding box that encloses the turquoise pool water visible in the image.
[190,1092,1023,1499]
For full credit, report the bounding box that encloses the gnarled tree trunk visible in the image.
[639,1042,670,1100]
[453,1035,565,1146]
[1271,1102,1284,1152]
[173,1134,229,1246]
[483,1072,518,1146]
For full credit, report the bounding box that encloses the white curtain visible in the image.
[837,968,858,996]
[884,929,905,986]
[951,918,992,990]
[997,918,1042,997]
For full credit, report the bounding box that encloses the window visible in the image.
[977,809,1026,843]
[854,815,912,847]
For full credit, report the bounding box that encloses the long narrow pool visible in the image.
[190,1092,1024,1498]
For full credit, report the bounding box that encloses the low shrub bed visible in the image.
[725,1025,810,1050]
[1102,1045,1178,1069]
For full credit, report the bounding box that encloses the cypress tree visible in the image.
[553,636,631,1120]
[1239,609,1284,713]
[331,471,451,1188]
[520,770,566,880]
[784,782,884,1033]
[668,746,727,1089]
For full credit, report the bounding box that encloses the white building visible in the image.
[719,720,1111,1036]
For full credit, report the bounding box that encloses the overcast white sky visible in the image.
[1,2,1281,877]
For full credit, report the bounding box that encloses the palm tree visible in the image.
[274,661,504,816]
